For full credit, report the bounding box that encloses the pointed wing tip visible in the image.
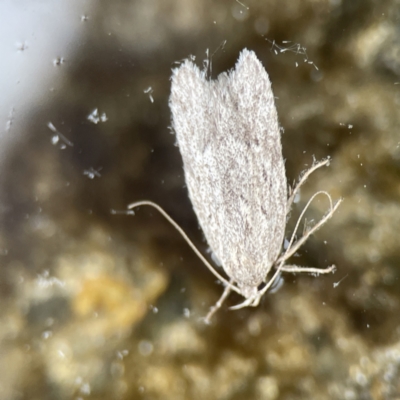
[171,58,206,96]
[172,58,201,79]
[237,48,260,65]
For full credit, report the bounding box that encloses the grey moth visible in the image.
[129,49,341,323]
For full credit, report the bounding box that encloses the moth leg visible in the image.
[229,295,258,310]
[232,278,284,309]
[250,292,263,307]
[279,264,336,274]
[279,192,342,265]
[204,280,233,324]
[287,158,331,213]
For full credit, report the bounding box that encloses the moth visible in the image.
[129,49,341,323]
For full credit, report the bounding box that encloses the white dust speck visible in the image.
[235,0,249,9]
[47,122,57,132]
[83,167,102,179]
[333,274,348,288]
[232,1,249,21]
[150,305,158,314]
[143,87,154,103]
[41,330,53,340]
[53,57,65,66]
[266,39,319,70]
[87,108,108,124]
[47,122,73,147]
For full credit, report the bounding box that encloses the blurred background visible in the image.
[1,0,400,399]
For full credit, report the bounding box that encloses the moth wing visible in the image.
[170,49,287,289]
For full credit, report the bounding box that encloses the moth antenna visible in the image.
[127,200,241,295]
[253,192,341,302]
[279,191,343,264]
[286,158,330,212]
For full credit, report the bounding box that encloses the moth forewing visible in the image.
[170,49,288,301]
[127,49,341,323]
